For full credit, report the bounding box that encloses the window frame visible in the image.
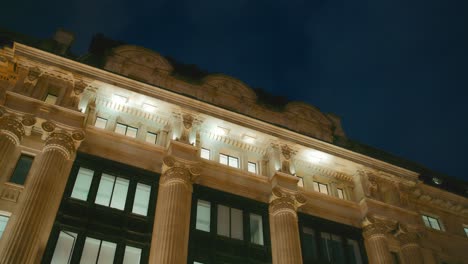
[44,93,58,104]
[247,161,257,174]
[313,181,329,195]
[421,214,443,231]
[200,148,211,160]
[115,122,138,138]
[145,131,158,144]
[219,153,239,168]
[0,212,10,239]
[94,117,108,129]
[9,154,34,185]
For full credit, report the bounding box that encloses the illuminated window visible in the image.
[217,205,243,240]
[196,200,211,232]
[80,237,116,263]
[10,154,34,185]
[422,215,442,231]
[44,93,58,104]
[71,167,94,201]
[200,148,210,160]
[313,181,329,195]
[132,183,151,216]
[464,227,468,237]
[0,215,9,239]
[250,213,264,245]
[94,117,107,129]
[145,132,157,144]
[50,230,77,263]
[123,246,142,264]
[115,123,138,138]
[247,162,257,174]
[337,188,345,199]
[95,174,129,210]
[219,154,239,168]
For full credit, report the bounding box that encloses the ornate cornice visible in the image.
[269,186,306,216]
[411,187,468,216]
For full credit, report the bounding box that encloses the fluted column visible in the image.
[149,156,200,264]
[269,186,306,264]
[0,115,25,183]
[0,130,84,263]
[362,217,394,264]
[395,227,423,264]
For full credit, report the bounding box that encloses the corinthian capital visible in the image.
[44,131,76,159]
[394,224,421,246]
[269,187,306,216]
[161,156,201,187]
[0,115,25,144]
[362,215,397,239]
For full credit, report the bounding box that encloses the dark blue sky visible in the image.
[3,0,468,180]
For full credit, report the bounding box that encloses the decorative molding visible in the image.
[362,215,397,239]
[269,186,306,216]
[203,130,267,155]
[411,188,468,216]
[161,156,201,188]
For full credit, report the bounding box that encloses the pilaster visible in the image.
[362,216,396,264]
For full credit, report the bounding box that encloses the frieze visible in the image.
[411,188,468,216]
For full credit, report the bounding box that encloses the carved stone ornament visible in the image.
[41,121,56,133]
[21,115,37,136]
[161,156,201,187]
[362,216,397,239]
[0,115,25,144]
[393,224,421,246]
[179,113,194,143]
[280,145,295,174]
[44,131,76,159]
[269,187,306,216]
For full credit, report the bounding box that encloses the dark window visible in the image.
[391,251,400,264]
[10,154,34,185]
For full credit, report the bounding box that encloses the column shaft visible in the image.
[149,166,194,264]
[269,209,303,264]
[401,243,424,264]
[365,234,393,264]
[0,116,24,184]
[0,132,75,264]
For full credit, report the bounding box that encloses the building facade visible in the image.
[0,30,467,263]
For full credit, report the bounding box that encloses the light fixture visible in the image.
[215,126,229,136]
[432,177,443,185]
[142,103,157,112]
[112,94,128,104]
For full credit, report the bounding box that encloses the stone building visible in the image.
[0,29,467,263]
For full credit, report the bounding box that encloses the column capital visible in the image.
[161,156,201,187]
[394,224,421,247]
[362,215,397,239]
[44,130,85,159]
[269,186,306,216]
[0,115,25,144]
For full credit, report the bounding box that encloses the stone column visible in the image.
[269,186,306,264]
[362,217,394,264]
[149,156,200,264]
[395,228,423,264]
[0,115,25,183]
[0,130,84,263]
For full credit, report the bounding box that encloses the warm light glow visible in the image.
[142,103,157,112]
[215,126,229,136]
[112,94,128,104]
[242,134,256,144]
[307,149,329,164]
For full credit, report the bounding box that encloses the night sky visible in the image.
[2,0,468,181]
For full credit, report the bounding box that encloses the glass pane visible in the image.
[126,126,138,138]
[80,237,100,264]
[132,183,151,216]
[97,241,116,264]
[302,227,318,261]
[10,155,34,185]
[219,154,228,165]
[115,123,127,135]
[228,156,239,168]
[313,182,319,192]
[45,94,58,104]
[95,174,115,207]
[51,231,77,264]
[95,117,107,129]
[250,214,264,245]
[200,148,210,160]
[248,162,257,173]
[123,246,142,264]
[321,232,332,261]
[428,217,441,230]
[110,177,129,210]
[319,183,328,194]
[331,234,345,264]
[217,205,230,237]
[464,227,468,237]
[337,188,345,199]
[0,215,9,239]
[146,132,157,144]
[231,208,243,240]
[422,216,430,228]
[71,167,94,201]
[196,200,211,232]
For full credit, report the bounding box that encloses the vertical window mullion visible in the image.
[108,177,117,207]
[95,240,102,264]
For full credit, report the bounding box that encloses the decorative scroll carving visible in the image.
[21,115,36,136]
[269,186,305,216]
[362,216,397,239]
[161,156,201,188]
[41,121,56,140]
[0,115,25,144]
[44,131,77,159]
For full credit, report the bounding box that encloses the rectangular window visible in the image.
[247,162,257,174]
[200,148,210,160]
[115,123,138,138]
[70,167,94,201]
[347,239,363,264]
[464,227,468,237]
[422,215,442,231]
[145,132,157,144]
[320,232,345,264]
[0,215,9,239]
[10,154,34,185]
[123,246,142,264]
[44,93,58,104]
[80,237,116,264]
[313,181,329,195]
[337,188,345,199]
[302,227,318,261]
[249,213,264,245]
[219,154,239,168]
[95,174,129,210]
[196,200,211,232]
[51,230,78,264]
[132,183,151,216]
[217,205,243,240]
[94,117,107,129]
